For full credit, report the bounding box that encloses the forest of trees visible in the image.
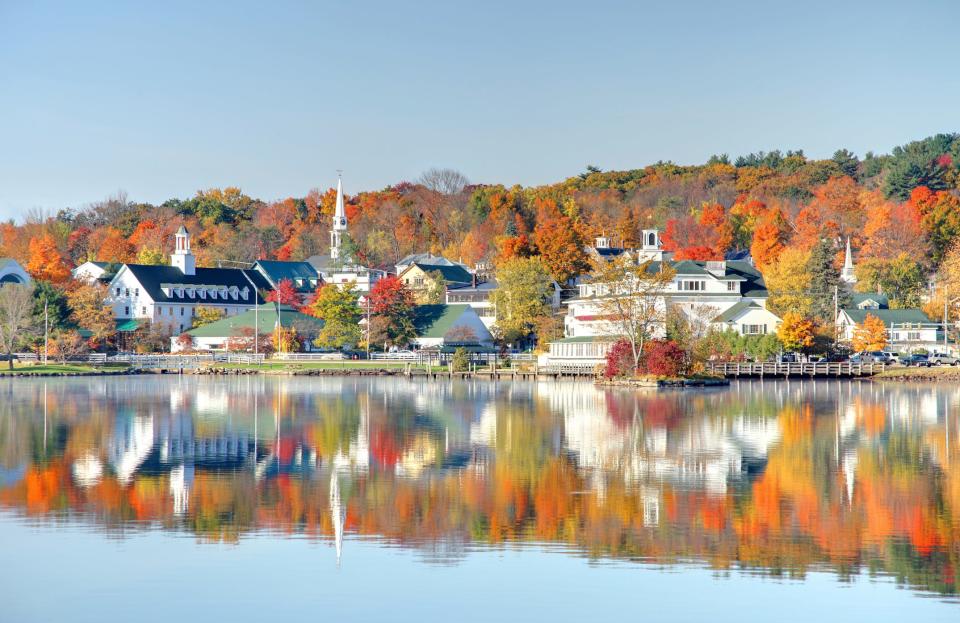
[3,133,960,342]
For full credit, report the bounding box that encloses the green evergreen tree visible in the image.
[807,238,850,323]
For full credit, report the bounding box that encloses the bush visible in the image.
[604,339,635,378]
[451,347,470,372]
[642,339,687,377]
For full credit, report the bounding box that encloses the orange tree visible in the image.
[777,312,816,353]
[852,313,888,351]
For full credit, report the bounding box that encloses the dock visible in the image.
[706,362,885,378]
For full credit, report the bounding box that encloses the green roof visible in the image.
[841,308,933,327]
[412,304,472,338]
[115,318,143,332]
[186,304,323,338]
[851,293,889,308]
[670,260,710,276]
[713,300,762,323]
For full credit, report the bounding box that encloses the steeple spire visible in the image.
[841,237,857,285]
[330,172,348,261]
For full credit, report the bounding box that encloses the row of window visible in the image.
[160,285,249,301]
[676,280,738,292]
[743,324,768,335]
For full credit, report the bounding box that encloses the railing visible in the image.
[272,352,345,362]
[707,362,886,377]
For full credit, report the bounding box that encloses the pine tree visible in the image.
[807,238,850,323]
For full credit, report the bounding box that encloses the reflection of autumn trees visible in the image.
[0,380,958,595]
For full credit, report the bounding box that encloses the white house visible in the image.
[71,261,111,284]
[307,175,385,294]
[105,226,264,334]
[0,258,31,285]
[565,256,780,340]
[836,308,940,353]
[411,304,494,349]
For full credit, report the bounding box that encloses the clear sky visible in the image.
[1,0,958,221]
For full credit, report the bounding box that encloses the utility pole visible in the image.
[254,302,259,357]
[365,293,371,359]
[43,298,48,365]
[833,285,839,345]
[945,285,949,354]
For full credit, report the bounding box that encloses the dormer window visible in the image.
[199,288,206,299]
[229,286,238,300]
[210,288,217,299]
[187,287,195,298]
[727,282,738,292]
[240,287,249,300]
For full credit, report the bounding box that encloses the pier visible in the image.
[706,362,885,378]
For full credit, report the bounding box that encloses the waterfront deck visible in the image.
[707,362,885,378]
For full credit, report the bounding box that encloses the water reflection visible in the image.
[0,378,958,597]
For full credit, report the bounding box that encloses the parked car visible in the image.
[850,351,886,364]
[882,351,900,364]
[928,352,959,366]
[898,353,932,367]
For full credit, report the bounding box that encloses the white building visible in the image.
[836,308,940,353]
[565,256,781,340]
[0,258,31,285]
[307,175,385,294]
[105,226,263,334]
[71,261,111,284]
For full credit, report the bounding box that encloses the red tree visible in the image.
[642,340,687,377]
[370,275,415,315]
[266,279,300,306]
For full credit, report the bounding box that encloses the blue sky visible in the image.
[0,0,958,220]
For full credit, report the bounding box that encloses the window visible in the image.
[180,307,184,316]
[124,288,129,297]
[678,280,705,292]
[115,287,120,296]
[726,282,738,292]
[134,288,139,297]
[141,306,147,315]
[124,306,129,315]
[908,331,921,341]
[743,324,767,335]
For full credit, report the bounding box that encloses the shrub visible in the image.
[604,339,635,378]
[642,339,687,377]
[451,347,470,372]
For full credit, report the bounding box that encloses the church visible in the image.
[307,175,385,294]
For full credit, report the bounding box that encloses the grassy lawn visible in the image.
[0,363,99,375]
[873,366,960,380]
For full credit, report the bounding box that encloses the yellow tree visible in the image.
[66,283,115,344]
[776,312,815,353]
[852,314,887,352]
[764,246,812,317]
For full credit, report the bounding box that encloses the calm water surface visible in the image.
[0,377,958,621]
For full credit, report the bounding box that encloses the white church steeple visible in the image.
[171,225,196,276]
[330,174,348,261]
[841,237,856,285]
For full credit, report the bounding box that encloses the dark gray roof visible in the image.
[411,262,473,285]
[122,264,265,305]
[253,260,319,293]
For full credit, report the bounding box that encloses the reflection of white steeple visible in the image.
[842,449,858,504]
[170,464,194,516]
[330,470,344,566]
[841,237,857,285]
[108,415,154,485]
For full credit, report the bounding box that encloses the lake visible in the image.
[0,376,957,622]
